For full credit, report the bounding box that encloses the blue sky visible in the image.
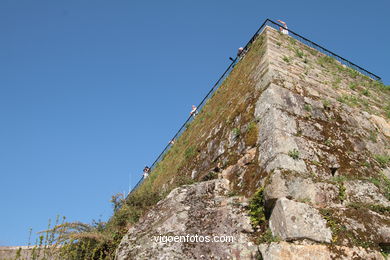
[0,0,389,246]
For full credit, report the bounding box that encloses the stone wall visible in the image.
[115,27,390,259]
[0,246,56,260]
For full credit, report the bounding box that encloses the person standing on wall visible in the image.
[143,166,150,179]
[277,20,289,35]
[190,105,198,117]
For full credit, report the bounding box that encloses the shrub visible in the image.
[282,56,290,63]
[288,149,299,160]
[295,49,304,58]
[232,128,241,138]
[248,188,266,227]
[304,104,312,111]
[338,183,346,202]
[349,82,357,90]
[317,55,335,67]
[322,99,331,109]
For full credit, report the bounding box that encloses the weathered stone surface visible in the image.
[264,170,288,203]
[344,180,390,207]
[371,114,390,138]
[383,167,390,179]
[255,84,308,173]
[0,246,58,260]
[115,180,258,260]
[258,242,384,260]
[265,153,307,173]
[264,171,338,207]
[269,197,332,243]
[237,147,257,167]
[336,207,390,245]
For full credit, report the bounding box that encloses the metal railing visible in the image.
[128,19,381,195]
[265,20,381,81]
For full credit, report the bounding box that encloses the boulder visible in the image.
[269,197,332,243]
[115,179,258,260]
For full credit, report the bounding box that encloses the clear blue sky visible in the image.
[1,0,389,246]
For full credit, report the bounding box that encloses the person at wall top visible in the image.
[237,47,244,57]
[277,20,288,35]
[190,105,198,117]
[143,166,150,179]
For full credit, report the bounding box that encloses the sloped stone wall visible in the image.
[116,27,390,259]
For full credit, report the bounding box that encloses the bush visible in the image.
[288,149,299,160]
[248,188,265,227]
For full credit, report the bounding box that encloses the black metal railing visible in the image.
[265,20,381,81]
[128,19,381,195]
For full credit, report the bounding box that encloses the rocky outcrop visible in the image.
[115,179,258,260]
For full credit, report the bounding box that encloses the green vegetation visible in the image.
[282,56,290,63]
[338,183,346,202]
[256,228,280,244]
[374,154,390,167]
[373,81,390,92]
[297,197,311,204]
[184,146,196,159]
[346,67,360,79]
[317,55,335,67]
[361,161,371,168]
[322,99,331,109]
[380,245,390,258]
[248,188,266,227]
[332,77,341,89]
[304,104,312,112]
[319,209,346,243]
[288,37,296,45]
[385,104,390,119]
[311,160,322,166]
[349,82,357,90]
[374,172,390,201]
[232,127,241,138]
[361,88,370,96]
[288,149,300,160]
[331,175,348,183]
[244,121,258,147]
[295,49,304,59]
[227,191,238,197]
[31,190,164,259]
[336,94,359,107]
[324,138,333,146]
[348,202,390,215]
[369,130,378,142]
[202,171,218,181]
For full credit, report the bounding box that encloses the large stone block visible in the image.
[344,180,390,207]
[269,197,332,243]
